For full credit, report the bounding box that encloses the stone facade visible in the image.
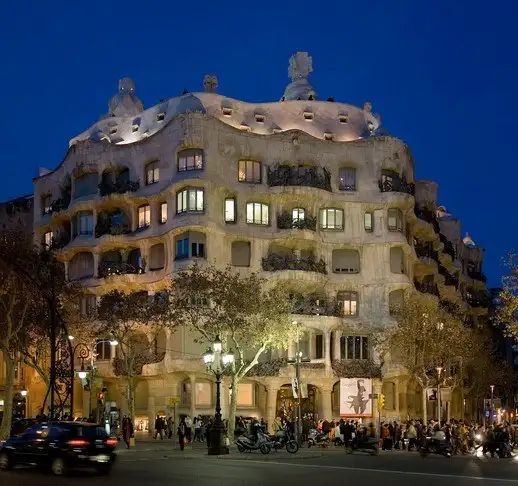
[28,54,489,429]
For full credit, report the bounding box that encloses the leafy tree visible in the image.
[168,263,297,438]
[498,252,518,336]
[96,290,172,421]
[386,292,478,422]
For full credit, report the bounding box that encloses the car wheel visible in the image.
[51,457,67,476]
[260,443,271,455]
[96,464,112,476]
[0,452,13,470]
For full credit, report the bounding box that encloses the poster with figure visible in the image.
[427,388,438,401]
[340,378,372,417]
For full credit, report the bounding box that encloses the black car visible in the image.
[0,422,117,475]
[10,418,38,437]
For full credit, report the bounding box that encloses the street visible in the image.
[2,443,518,486]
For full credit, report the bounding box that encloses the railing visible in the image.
[415,243,439,262]
[292,296,340,316]
[414,280,439,296]
[378,176,415,196]
[267,166,332,192]
[468,270,487,283]
[415,207,440,233]
[50,192,71,214]
[439,265,459,288]
[95,216,131,238]
[262,253,327,274]
[277,212,317,231]
[99,179,140,197]
[98,261,144,278]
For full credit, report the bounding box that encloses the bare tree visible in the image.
[168,263,297,438]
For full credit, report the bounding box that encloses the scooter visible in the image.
[420,437,452,458]
[269,425,299,454]
[236,429,271,454]
[308,429,330,448]
[346,436,379,455]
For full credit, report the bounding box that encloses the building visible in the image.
[31,53,489,429]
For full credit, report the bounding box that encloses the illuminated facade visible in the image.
[31,53,488,427]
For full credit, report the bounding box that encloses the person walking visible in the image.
[178,418,187,451]
[123,416,134,449]
[154,415,164,440]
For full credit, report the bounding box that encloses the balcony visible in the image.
[292,295,340,316]
[415,207,440,233]
[440,266,459,288]
[467,270,487,283]
[277,212,317,231]
[379,175,415,196]
[414,280,439,296]
[415,243,439,262]
[98,178,140,197]
[98,261,145,278]
[262,253,327,274]
[441,236,456,260]
[267,166,332,192]
[95,211,131,238]
[50,192,71,214]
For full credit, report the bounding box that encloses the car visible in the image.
[10,418,38,438]
[0,422,117,476]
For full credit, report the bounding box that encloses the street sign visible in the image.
[292,378,299,399]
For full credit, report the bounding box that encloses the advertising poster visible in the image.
[340,378,372,417]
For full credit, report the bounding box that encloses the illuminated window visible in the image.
[225,198,236,223]
[95,340,111,360]
[146,161,159,185]
[177,149,204,172]
[44,231,53,249]
[238,160,261,183]
[160,202,167,224]
[388,208,403,232]
[236,383,254,406]
[364,212,373,232]
[246,203,269,225]
[138,205,151,228]
[176,188,204,213]
[339,167,356,191]
[338,291,359,316]
[292,208,305,223]
[320,208,343,230]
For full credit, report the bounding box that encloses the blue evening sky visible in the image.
[0,1,515,286]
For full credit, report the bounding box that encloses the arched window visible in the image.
[146,161,159,185]
[177,149,204,172]
[68,252,94,280]
[74,173,99,199]
[149,243,165,270]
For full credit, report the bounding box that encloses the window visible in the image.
[231,241,251,267]
[236,383,254,406]
[95,340,111,360]
[246,203,269,225]
[315,334,323,359]
[160,202,167,224]
[387,208,403,232]
[341,336,369,360]
[138,204,151,228]
[292,208,305,223]
[176,188,204,213]
[146,161,159,185]
[389,289,404,315]
[320,208,344,230]
[338,291,359,316]
[177,149,203,172]
[175,238,189,259]
[195,382,212,406]
[191,241,205,258]
[238,160,261,183]
[332,249,360,273]
[74,211,94,236]
[149,243,165,270]
[44,231,53,249]
[41,195,52,215]
[74,173,99,199]
[68,252,94,280]
[364,212,373,232]
[339,167,356,191]
[80,295,97,316]
[225,198,236,223]
[390,247,405,274]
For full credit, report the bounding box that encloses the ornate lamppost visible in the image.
[203,336,234,455]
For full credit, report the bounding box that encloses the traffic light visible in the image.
[378,393,385,410]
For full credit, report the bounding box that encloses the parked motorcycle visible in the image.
[307,429,330,448]
[269,425,299,454]
[345,436,379,455]
[420,437,453,458]
[236,429,271,454]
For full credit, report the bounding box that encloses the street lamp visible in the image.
[203,336,234,455]
[436,366,443,425]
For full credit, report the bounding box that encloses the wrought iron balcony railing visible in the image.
[98,179,140,197]
[414,280,439,296]
[378,175,415,196]
[291,296,340,316]
[415,207,440,233]
[98,261,145,278]
[415,244,439,262]
[267,166,332,192]
[277,212,317,231]
[262,253,327,274]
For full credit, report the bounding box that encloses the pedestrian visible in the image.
[167,416,173,439]
[185,415,193,443]
[123,415,133,449]
[178,418,187,451]
[154,415,164,439]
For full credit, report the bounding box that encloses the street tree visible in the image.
[386,292,478,422]
[498,251,518,337]
[96,290,172,421]
[168,263,297,438]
